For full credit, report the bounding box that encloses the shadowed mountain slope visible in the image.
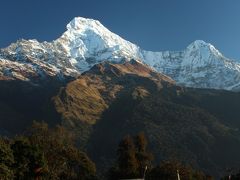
[51,60,240,178]
[0,60,240,178]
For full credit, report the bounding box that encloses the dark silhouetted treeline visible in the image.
[107,133,214,180]
[0,121,97,180]
[2,123,240,179]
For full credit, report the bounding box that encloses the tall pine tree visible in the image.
[135,132,153,177]
[117,135,138,178]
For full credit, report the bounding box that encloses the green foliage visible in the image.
[117,135,138,178]
[0,138,14,180]
[135,132,153,176]
[108,133,214,180]
[11,136,47,179]
[108,133,153,179]
[27,121,97,180]
[0,121,97,179]
[65,149,97,180]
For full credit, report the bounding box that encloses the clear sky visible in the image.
[1,0,240,59]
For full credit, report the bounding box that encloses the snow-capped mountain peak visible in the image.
[1,17,240,91]
[186,40,223,58]
[187,40,209,48]
[56,17,141,64]
[66,17,101,30]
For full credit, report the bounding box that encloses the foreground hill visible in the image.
[51,60,240,177]
[1,60,240,177]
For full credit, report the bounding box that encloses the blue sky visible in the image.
[1,0,240,59]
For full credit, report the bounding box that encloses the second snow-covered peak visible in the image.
[185,40,223,58]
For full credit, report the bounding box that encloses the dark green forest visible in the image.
[0,122,97,180]
[1,122,240,180]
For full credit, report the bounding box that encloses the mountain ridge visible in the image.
[1,17,240,90]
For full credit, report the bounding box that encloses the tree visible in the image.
[0,121,97,179]
[134,132,153,177]
[59,147,97,180]
[11,137,47,179]
[27,121,97,179]
[108,133,153,179]
[117,135,138,178]
[0,137,14,180]
[26,122,75,178]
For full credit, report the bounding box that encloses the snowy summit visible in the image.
[0,17,240,90]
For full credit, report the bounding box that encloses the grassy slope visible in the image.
[51,61,240,177]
